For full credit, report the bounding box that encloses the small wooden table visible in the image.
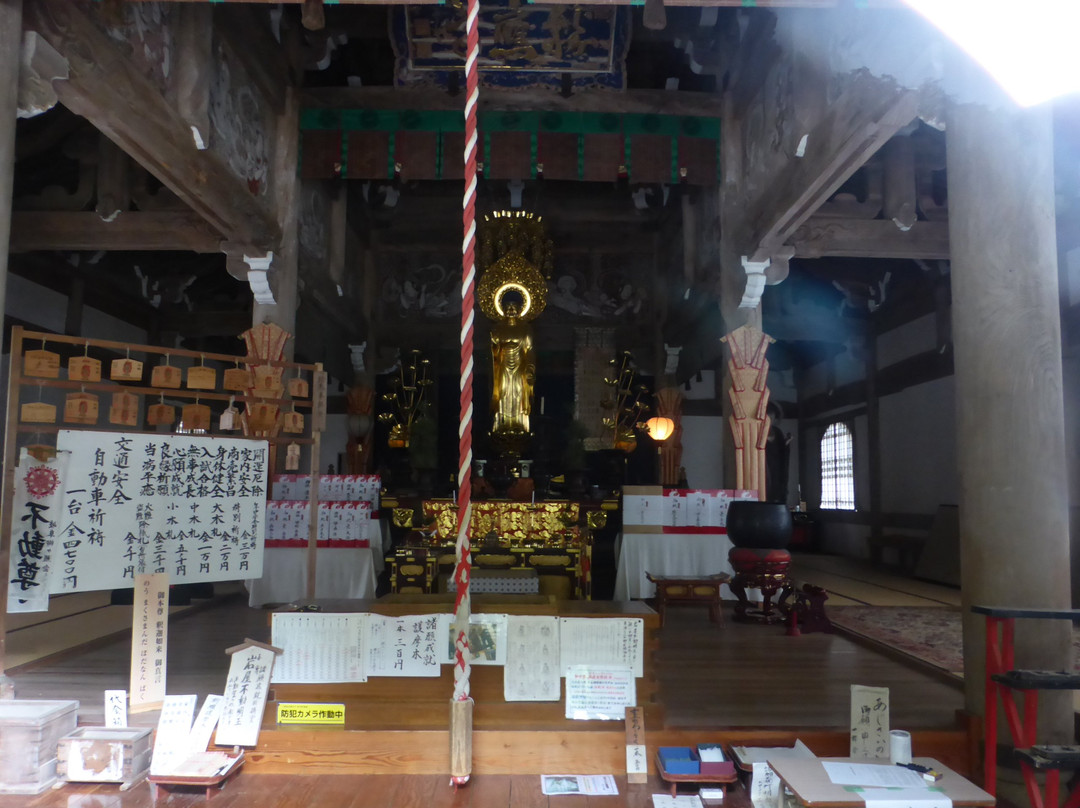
[646,572,730,628]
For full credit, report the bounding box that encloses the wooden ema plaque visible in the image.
[285,443,301,470]
[249,402,278,432]
[181,403,211,432]
[287,377,309,399]
[109,391,139,426]
[68,356,102,383]
[151,364,181,389]
[187,365,217,390]
[280,411,304,434]
[64,392,99,425]
[24,348,60,378]
[223,367,253,391]
[111,357,143,381]
[147,403,176,426]
[21,401,56,423]
[253,365,283,398]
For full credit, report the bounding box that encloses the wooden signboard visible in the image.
[223,367,253,391]
[151,364,181,389]
[64,392,99,425]
[111,357,143,381]
[147,403,176,426]
[21,402,56,423]
[187,365,217,390]
[312,370,328,432]
[253,365,283,398]
[280,411,304,434]
[625,706,647,784]
[24,348,60,378]
[67,356,102,383]
[287,377,309,399]
[109,391,139,426]
[181,403,212,432]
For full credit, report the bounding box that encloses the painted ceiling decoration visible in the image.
[300,108,719,184]
[391,1,630,91]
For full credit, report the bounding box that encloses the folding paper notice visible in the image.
[367,613,446,677]
[271,612,368,683]
[559,617,643,677]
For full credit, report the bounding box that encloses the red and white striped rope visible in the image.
[452,0,480,707]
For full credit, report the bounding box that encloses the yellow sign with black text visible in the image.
[276,703,346,725]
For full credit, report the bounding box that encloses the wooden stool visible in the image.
[646,572,731,628]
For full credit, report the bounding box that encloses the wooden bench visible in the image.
[646,572,730,628]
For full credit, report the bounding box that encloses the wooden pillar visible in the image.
[949,100,1073,741]
[0,0,22,348]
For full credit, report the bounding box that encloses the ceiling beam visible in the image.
[304,87,723,118]
[9,211,224,253]
[24,0,280,250]
[741,76,920,262]
[790,217,950,260]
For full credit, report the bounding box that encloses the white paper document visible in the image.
[150,694,198,775]
[559,617,644,677]
[653,795,704,808]
[750,760,782,808]
[272,612,368,683]
[368,613,446,677]
[540,774,619,795]
[823,762,929,788]
[850,684,890,759]
[860,788,952,808]
[565,665,636,720]
[504,615,560,701]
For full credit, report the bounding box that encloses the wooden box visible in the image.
[0,699,79,794]
[57,726,152,784]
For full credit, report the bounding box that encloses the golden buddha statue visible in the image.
[491,302,535,435]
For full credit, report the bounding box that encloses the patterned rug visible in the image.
[828,606,1080,680]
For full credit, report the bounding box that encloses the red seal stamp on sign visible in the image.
[25,466,60,499]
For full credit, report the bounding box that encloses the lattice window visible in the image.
[820,422,855,510]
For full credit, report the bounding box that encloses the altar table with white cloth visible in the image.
[247,546,378,607]
[614,531,749,601]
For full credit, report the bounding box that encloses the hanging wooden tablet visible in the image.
[64,392,99,424]
[287,376,309,399]
[285,443,301,471]
[24,348,60,378]
[223,366,253,391]
[67,356,102,383]
[186,364,216,390]
[253,365,284,398]
[20,402,57,423]
[151,363,181,389]
[110,357,143,381]
[249,402,278,432]
[280,410,304,434]
[147,402,176,426]
[109,391,139,426]
[181,402,212,432]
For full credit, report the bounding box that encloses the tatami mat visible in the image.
[790,553,961,608]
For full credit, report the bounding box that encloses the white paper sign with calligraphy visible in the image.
[217,645,277,747]
[53,430,268,593]
[7,449,71,612]
[559,617,644,678]
[850,684,890,759]
[367,613,447,677]
[129,573,169,712]
[270,612,368,683]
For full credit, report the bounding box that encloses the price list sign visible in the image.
[53,431,268,593]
